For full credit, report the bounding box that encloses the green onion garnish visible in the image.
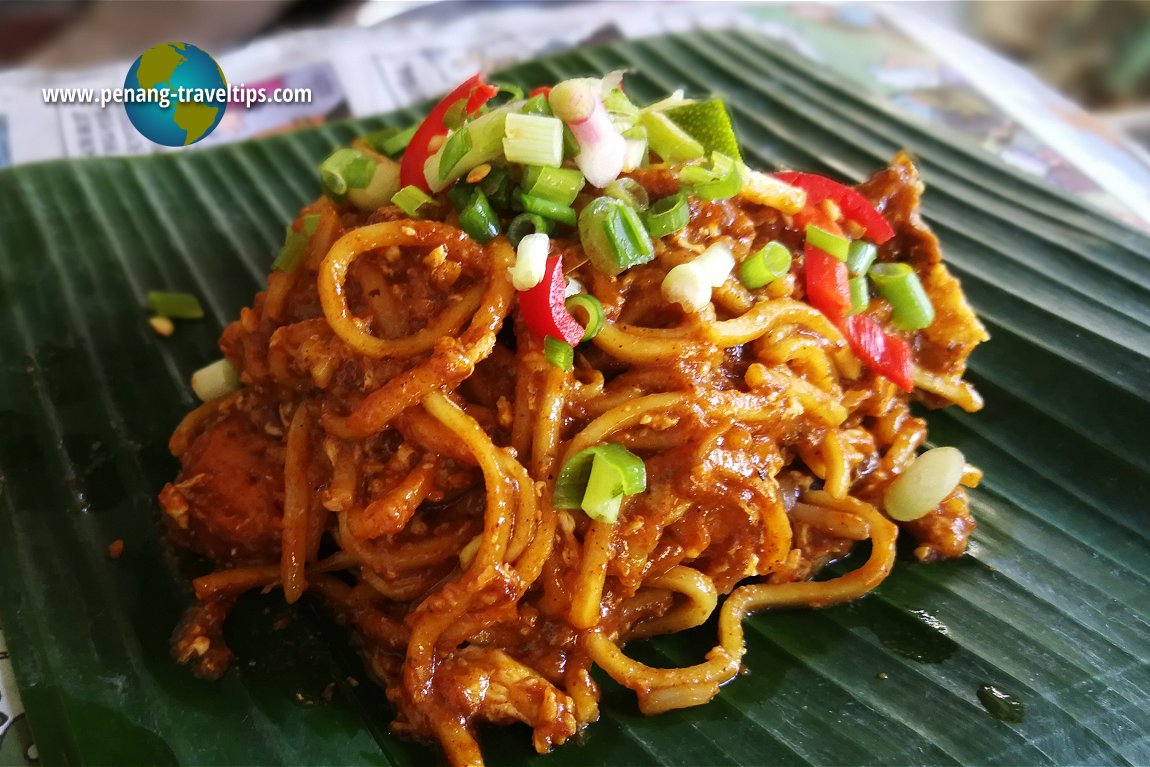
[603,87,639,121]
[562,123,580,161]
[604,202,653,272]
[438,128,474,183]
[478,165,513,208]
[544,336,575,372]
[458,188,501,244]
[147,291,203,319]
[503,113,564,168]
[521,93,553,116]
[442,98,469,130]
[678,151,742,201]
[272,214,321,273]
[319,148,375,196]
[604,178,650,211]
[519,192,577,227]
[621,125,649,171]
[582,453,625,523]
[448,182,475,211]
[805,225,850,261]
[392,185,436,218]
[738,241,791,289]
[565,294,605,341]
[521,166,585,207]
[869,262,935,330]
[639,110,706,163]
[578,196,655,276]
[846,240,878,276]
[846,276,870,316]
[382,123,418,156]
[507,213,554,248]
[364,124,418,157]
[553,443,647,524]
[645,192,689,237]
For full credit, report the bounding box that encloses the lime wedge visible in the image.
[664,99,742,162]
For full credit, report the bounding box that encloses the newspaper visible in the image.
[1,1,1148,760]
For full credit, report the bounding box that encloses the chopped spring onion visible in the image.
[347,157,401,211]
[578,196,655,275]
[553,442,647,523]
[544,336,575,372]
[639,109,705,163]
[582,452,625,522]
[521,93,553,116]
[391,185,436,218]
[661,242,735,312]
[507,213,554,248]
[603,201,654,270]
[364,124,418,157]
[738,241,791,289]
[447,182,476,211]
[441,98,469,130]
[319,148,376,196]
[508,232,550,290]
[489,82,526,104]
[869,262,935,330]
[272,214,321,274]
[549,78,600,123]
[564,293,605,340]
[423,107,510,192]
[147,291,204,319]
[805,224,851,261]
[562,124,580,161]
[884,446,965,522]
[678,151,742,201]
[846,276,870,316]
[604,177,650,211]
[458,188,501,244]
[503,113,564,167]
[191,358,240,402]
[662,99,742,162]
[621,125,648,172]
[846,240,878,276]
[645,192,689,237]
[552,78,628,188]
[522,166,585,206]
[438,128,474,182]
[518,192,577,227]
[603,87,639,123]
[479,164,513,205]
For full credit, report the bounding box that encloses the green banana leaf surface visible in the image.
[0,29,1148,767]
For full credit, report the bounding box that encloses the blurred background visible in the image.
[1,0,1145,111]
[0,0,1146,223]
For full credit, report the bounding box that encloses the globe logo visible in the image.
[123,42,227,147]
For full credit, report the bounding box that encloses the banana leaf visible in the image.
[0,29,1147,767]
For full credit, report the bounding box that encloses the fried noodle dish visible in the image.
[159,73,988,766]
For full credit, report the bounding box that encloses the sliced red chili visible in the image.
[840,314,913,392]
[399,74,498,192]
[804,244,852,319]
[528,85,552,99]
[775,171,894,244]
[518,256,585,346]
